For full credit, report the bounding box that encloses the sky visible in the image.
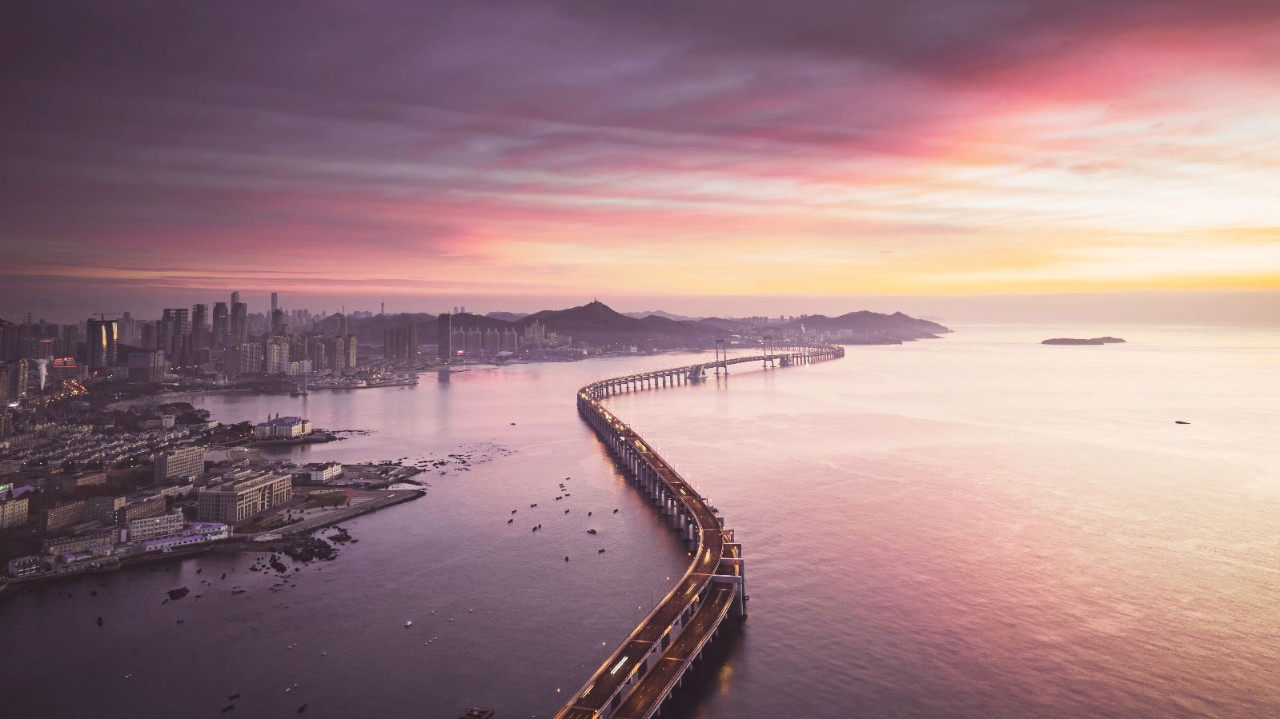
[1,1,1278,324]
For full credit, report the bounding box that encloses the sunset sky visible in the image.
[2,1,1278,323]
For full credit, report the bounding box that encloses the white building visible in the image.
[253,416,312,440]
[197,471,292,523]
[127,511,186,542]
[154,446,205,483]
[300,462,342,484]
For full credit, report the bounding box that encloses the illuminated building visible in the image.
[0,493,28,529]
[86,319,118,371]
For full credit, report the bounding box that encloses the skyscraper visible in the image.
[271,309,285,337]
[61,323,81,360]
[271,292,278,316]
[160,308,190,363]
[437,314,451,361]
[212,302,229,350]
[231,290,240,307]
[86,319,118,371]
[230,302,248,346]
[192,304,209,349]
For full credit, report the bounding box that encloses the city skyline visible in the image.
[2,2,1277,325]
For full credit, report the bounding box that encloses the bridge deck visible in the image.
[612,585,736,719]
[557,346,843,719]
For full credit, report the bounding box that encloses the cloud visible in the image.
[1,0,1278,317]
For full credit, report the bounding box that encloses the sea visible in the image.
[2,324,1277,719]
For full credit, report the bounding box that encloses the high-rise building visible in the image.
[266,337,290,374]
[270,292,278,316]
[344,335,357,368]
[306,334,327,371]
[160,308,190,365]
[117,312,140,346]
[244,342,264,374]
[231,290,240,307]
[127,351,166,383]
[271,309,285,337]
[437,314,451,361]
[86,319,118,371]
[230,302,248,346]
[383,323,419,364]
[0,319,10,362]
[62,323,81,361]
[191,304,209,349]
[501,328,520,353]
[212,302,229,350]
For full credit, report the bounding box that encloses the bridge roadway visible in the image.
[555,345,843,719]
[591,347,842,398]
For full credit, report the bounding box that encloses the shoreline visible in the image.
[0,487,425,596]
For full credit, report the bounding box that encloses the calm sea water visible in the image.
[3,325,1277,719]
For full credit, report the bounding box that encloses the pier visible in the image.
[556,344,844,719]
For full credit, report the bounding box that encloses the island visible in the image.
[1042,337,1126,345]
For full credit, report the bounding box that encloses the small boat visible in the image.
[405,621,413,628]
[458,709,495,719]
[587,529,597,535]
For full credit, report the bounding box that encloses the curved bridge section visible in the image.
[556,345,844,719]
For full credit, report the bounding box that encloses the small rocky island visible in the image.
[1042,337,1126,345]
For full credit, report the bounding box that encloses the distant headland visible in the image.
[1041,337,1126,345]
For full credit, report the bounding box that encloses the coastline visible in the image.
[0,486,425,596]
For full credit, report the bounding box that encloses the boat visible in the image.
[404,620,413,627]
[458,709,495,719]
